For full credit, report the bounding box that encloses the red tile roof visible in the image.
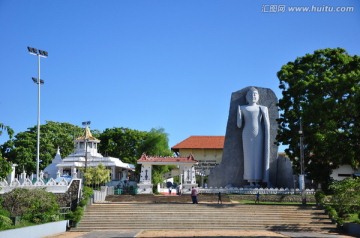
[171,136,225,152]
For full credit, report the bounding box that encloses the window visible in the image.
[338,174,352,177]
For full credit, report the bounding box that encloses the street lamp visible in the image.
[28,46,48,181]
[298,118,306,205]
[82,121,91,172]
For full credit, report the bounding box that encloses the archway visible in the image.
[137,153,198,194]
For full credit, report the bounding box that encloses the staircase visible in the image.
[105,194,231,203]
[71,195,338,233]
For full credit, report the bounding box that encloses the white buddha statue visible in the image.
[237,87,270,186]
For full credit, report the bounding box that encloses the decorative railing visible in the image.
[0,177,72,194]
[198,187,316,195]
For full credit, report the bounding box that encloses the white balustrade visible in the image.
[198,187,315,195]
[0,177,78,194]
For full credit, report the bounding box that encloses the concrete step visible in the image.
[105,194,232,203]
[73,225,338,232]
[75,220,335,224]
[73,202,337,233]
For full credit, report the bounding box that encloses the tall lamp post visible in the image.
[82,121,91,172]
[28,46,48,181]
[299,118,306,205]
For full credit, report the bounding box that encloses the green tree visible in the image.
[82,164,111,188]
[277,48,360,186]
[0,123,13,179]
[0,123,14,138]
[0,157,12,180]
[98,127,172,188]
[139,128,173,156]
[98,127,148,165]
[1,121,83,175]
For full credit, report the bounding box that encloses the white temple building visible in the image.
[44,126,135,181]
[44,147,63,179]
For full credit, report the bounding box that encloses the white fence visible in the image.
[198,187,316,195]
[93,186,108,202]
[0,177,75,194]
[106,185,315,196]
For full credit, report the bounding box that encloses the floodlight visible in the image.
[39,50,48,57]
[32,77,45,85]
[27,46,38,55]
[82,121,91,126]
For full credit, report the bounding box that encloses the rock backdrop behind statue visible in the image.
[208,86,279,188]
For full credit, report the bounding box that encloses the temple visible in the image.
[44,126,135,182]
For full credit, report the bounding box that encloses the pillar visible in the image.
[122,170,127,181]
[180,165,197,193]
[7,164,17,184]
[137,164,153,194]
[111,167,116,180]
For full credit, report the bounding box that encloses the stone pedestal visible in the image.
[137,183,153,194]
[182,183,198,194]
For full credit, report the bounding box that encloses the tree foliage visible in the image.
[277,48,360,186]
[98,127,172,186]
[139,128,173,157]
[82,164,111,187]
[1,121,83,175]
[329,178,360,218]
[0,123,14,138]
[98,127,148,165]
[0,157,12,180]
[98,127,172,165]
[0,123,13,179]
[1,188,60,223]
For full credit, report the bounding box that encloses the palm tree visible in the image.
[0,123,14,138]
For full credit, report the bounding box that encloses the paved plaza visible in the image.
[47,229,354,238]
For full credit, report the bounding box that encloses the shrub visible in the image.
[79,186,93,207]
[67,206,83,224]
[66,186,93,226]
[1,188,60,224]
[315,190,326,205]
[0,215,12,229]
[327,206,338,220]
[329,178,360,218]
[1,188,28,217]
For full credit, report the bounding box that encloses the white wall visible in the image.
[0,220,68,238]
[331,165,354,181]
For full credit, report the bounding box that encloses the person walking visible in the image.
[191,187,198,204]
[218,192,222,204]
[255,191,260,204]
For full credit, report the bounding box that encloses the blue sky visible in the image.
[0,0,359,152]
